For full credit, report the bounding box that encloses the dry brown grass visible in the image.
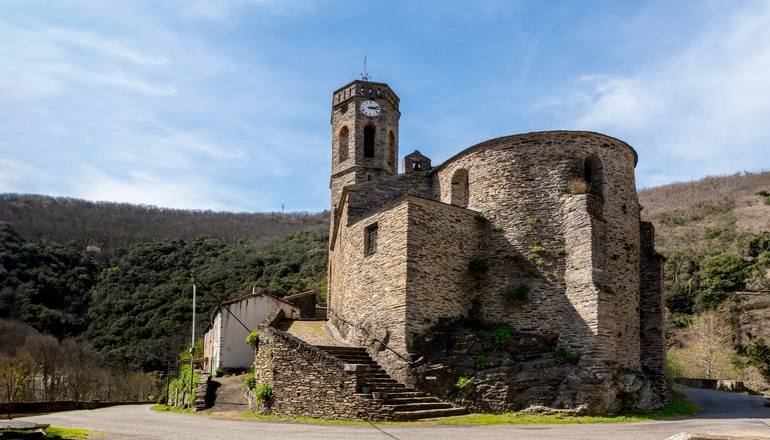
[568,178,589,195]
[638,171,770,232]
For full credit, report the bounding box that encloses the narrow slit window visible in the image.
[364,126,375,158]
[339,126,349,162]
[364,222,378,255]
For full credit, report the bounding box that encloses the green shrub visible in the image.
[474,353,490,371]
[740,232,770,258]
[505,284,529,301]
[552,346,581,364]
[456,376,470,390]
[469,259,489,274]
[565,351,581,364]
[254,383,273,401]
[747,338,770,381]
[491,322,511,345]
[701,252,745,293]
[476,212,489,222]
[530,245,546,253]
[244,376,256,391]
[246,329,260,348]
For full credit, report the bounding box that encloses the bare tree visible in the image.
[27,334,66,401]
[0,350,35,402]
[63,339,105,402]
[668,310,740,379]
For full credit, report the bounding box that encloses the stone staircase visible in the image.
[317,345,468,421]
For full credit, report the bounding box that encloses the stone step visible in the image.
[316,346,368,354]
[360,376,401,383]
[382,391,427,399]
[339,358,379,365]
[363,381,405,389]
[392,407,469,421]
[384,396,437,404]
[386,401,456,412]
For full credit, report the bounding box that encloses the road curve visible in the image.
[19,387,770,440]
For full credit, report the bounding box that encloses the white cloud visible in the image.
[553,2,770,187]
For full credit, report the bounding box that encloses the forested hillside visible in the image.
[0,195,329,402]
[0,193,327,253]
[638,171,770,389]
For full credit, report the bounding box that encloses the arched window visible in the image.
[388,131,397,170]
[584,154,604,198]
[363,125,375,158]
[451,169,469,207]
[339,126,349,162]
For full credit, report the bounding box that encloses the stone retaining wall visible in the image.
[675,378,747,391]
[251,325,392,421]
[0,401,147,419]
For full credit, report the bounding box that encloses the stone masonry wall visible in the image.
[562,194,612,372]
[639,221,668,400]
[427,131,642,371]
[329,198,410,357]
[345,171,432,222]
[252,325,392,421]
[403,197,480,350]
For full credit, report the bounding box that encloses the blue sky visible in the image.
[1,1,769,213]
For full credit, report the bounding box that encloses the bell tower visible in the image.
[329,80,400,208]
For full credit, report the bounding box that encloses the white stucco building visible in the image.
[203,286,303,373]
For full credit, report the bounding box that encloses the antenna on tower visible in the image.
[360,56,371,81]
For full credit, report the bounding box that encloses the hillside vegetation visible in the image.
[638,171,770,389]
[0,193,328,253]
[0,195,329,402]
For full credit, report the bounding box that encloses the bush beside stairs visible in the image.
[316,345,468,420]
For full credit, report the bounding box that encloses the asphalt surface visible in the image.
[18,387,770,440]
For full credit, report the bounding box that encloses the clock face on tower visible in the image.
[360,100,381,117]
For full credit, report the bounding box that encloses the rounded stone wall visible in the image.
[430,131,642,371]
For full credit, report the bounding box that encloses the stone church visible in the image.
[325,79,668,414]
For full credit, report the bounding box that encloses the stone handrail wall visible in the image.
[252,325,393,421]
[675,378,746,391]
[328,309,414,365]
[1,401,148,419]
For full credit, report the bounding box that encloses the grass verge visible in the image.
[0,427,95,439]
[44,427,96,439]
[152,404,194,413]
[205,391,698,426]
[428,391,698,425]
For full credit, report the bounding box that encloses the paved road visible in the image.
[19,387,770,440]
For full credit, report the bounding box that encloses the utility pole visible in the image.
[189,271,196,402]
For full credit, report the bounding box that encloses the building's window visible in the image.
[388,131,397,170]
[364,222,378,255]
[339,126,349,162]
[364,125,375,158]
[451,168,469,207]
[584,154,604,198]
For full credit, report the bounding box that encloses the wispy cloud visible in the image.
[552,2,770,187]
